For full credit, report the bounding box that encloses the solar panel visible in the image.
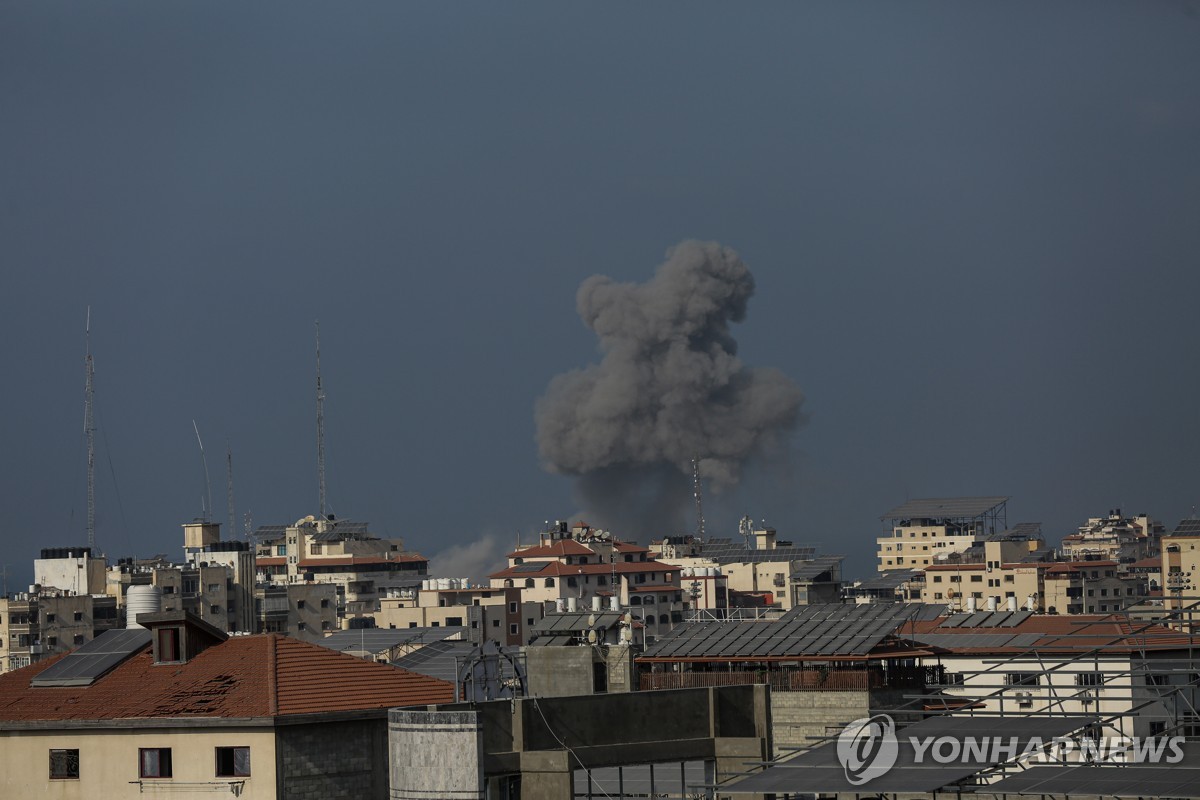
[511,562,549,573]
[32,628,151,687]
[999,610,1034,627]
[940,613,971,628]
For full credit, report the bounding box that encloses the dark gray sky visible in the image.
[3,2,1199,588]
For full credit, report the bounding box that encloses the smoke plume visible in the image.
[535,241,805,538]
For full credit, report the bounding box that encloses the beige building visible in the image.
[0,611,455,800]
[1060,508,1164,563]
[0,593,119,674]
[1042,561,1141,615]
[34,547,106,596]
[877,496,1009,572]
[370,584,537,646]
[490,522,686,639]
[254,516,427,614]
[255,583,339,641]
[1163,520,1200,630]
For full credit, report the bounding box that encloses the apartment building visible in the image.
[370,583,537,646]
[1060,508,1165,563]
[652,526,840,611]
[876,496,1009,572]
[1042,561,1143,615]
[0,611,455,799]
[254,516,427,614]
[0,592,119,673]
[1163,519,1200,630]
[490,521,686,639]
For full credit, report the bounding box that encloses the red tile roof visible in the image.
[0,634,454,723]
[298,554,426,568]
[256,556,286,566]
[506,540,595,558]
[489,560,680,579]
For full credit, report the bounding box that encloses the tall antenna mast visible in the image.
[692,456,705,541]
[84,307,96,552]
[226,444,235,538]
[192,420,213,523]
[315,321,327,518]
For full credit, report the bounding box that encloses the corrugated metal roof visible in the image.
[725,715,1095,795]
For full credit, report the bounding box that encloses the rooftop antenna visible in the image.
[226,443,235,539]
[84,307,95,551]
[692,456,705,541]
[315,321,327,519]
[192,420,213,523]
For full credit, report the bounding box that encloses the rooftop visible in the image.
[0,633,455,724]
[882,496,1009,522]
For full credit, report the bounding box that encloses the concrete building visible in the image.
[389,686,771,800]
[0,592,119,674]
[1042,560,1142,615]
[652,527,842,612]
[876,496,1009,572]
[254,516,427,614]
[1163,519,1200,630]
[908,612,1200,738]
[1060,508,1165,563]
[490,521,686,640]
[0,610,455,799]
[254,582,339,641]
[34,547,106,596]
[370,583,539,646]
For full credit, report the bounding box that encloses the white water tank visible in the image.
[966,596,978,613]
[986,597,998,612]
[567,597,578,613]
[1007,596,1018,612]
[609,596,620,612]
[126,585,162,629]
[1026,594,1037,612]
[555,598,566,613]
[591,595,603,612]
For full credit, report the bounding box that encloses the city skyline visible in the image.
[4,3,1200,588]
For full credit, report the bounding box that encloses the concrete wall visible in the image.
[770,690,869,751]
[388,710,484,800]
[276,718,388,800]
[0,726,276,800]
[524,647,595,697]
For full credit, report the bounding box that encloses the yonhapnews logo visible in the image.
[836,714,898,785]
[835,714,1186,786]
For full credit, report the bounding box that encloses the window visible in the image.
[73,634,85,645]
[509,623,519,635]
[491,619,500,628]
[1076,672,1104,687]
[320,599,329,608]
[297,600,306,609]
[215,747,251,777]
[567,577,578,588]
[1006,672,1040,687]
[46,614,56,624]
[508,602,518,613]
[50,749,79,779]
[207,583,221,593]
[545,578,555,588]
[139,748,173,778]
[74,611,83,622]
[297,623,306,632]
[970,575,983,583]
